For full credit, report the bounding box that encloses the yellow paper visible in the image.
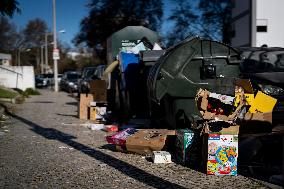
[249,91,277,113]
[244,93,255,106]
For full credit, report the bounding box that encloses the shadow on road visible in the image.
[29,101,54,104]
[65,102,78,106]
[56,113,78,118]
[11,113,187,189]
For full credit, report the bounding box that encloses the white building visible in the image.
[0,53,12,66]
[231,0,284,47]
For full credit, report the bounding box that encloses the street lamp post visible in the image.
[52,0,59,92]
[40,45,44,73]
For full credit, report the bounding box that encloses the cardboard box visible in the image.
[196,89,244,122]
[79,94,94,120]
[244,112,272,124]
[89,106,107,121]
[204,123,240,135]
[152,151,172,163]
[126,129,176,155]
[89,80,107,102]
[175,129,195,163]
[207,134,238,175]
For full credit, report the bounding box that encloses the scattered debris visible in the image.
[152,151,172,163]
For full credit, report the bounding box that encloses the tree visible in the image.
[22,18,48,69]
[0,16,19,51]
[23,18,47,48]
[73,0,163,61]
[0,0,20,17]
[166,0,198,46]
[198,0,232,44]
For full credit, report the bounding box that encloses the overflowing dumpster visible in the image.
[147,36,243,129]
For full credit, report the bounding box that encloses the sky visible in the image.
[11,0,90,49]
[11,0,173,49]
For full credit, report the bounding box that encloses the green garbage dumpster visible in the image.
[148,36,243,129]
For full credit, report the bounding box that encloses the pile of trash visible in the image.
[102,79,278,176]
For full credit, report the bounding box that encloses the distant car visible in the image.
[77,65,106,94]
[57,74,63,83]
[59,71,80,92]
[42,73,54,86]
[35,74,49,88]
[78,67,97,94]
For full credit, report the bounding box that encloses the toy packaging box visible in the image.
[207,134,238,175]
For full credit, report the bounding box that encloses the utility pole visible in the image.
[40,45,44,74]
[52,0,59,92]
[45,34,48,73]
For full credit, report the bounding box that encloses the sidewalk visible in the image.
[0,89,276,188]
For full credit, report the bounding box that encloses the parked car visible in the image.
[238,47,284,125]
[77,67,97,94]
[35,74,49,88]
[57,74,63,83]
[42,73,54,86]
[77,65,106,94]
[59,71,81,92]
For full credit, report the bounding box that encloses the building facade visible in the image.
[231,0,284,47]
[0,53,12,66]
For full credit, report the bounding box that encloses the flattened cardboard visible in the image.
[126,129,176,155]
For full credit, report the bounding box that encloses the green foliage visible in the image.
[0,88,17,98]
[23,88,40,96]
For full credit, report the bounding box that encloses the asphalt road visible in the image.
[0,89,281,188]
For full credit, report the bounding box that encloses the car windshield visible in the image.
[85,69,96,78]
[67,73,79,79]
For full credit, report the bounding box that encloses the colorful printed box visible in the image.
[207,134,238,175]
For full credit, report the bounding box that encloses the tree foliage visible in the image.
[166,0,232,45]
[198,0,232,44]
[167,0,198,46]
[0,16,19,51]
[23,18,48,48]
[73,0,163,59]
[0,0,20,17]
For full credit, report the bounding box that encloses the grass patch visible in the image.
[23,88,41,96]
[0,88,18,98]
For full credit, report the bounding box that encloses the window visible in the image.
[257,19,268,32]
[257,26,267,32]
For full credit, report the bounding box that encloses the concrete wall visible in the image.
[256,0,284,47]
[231,0,284,47]
[0,66,35,91]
